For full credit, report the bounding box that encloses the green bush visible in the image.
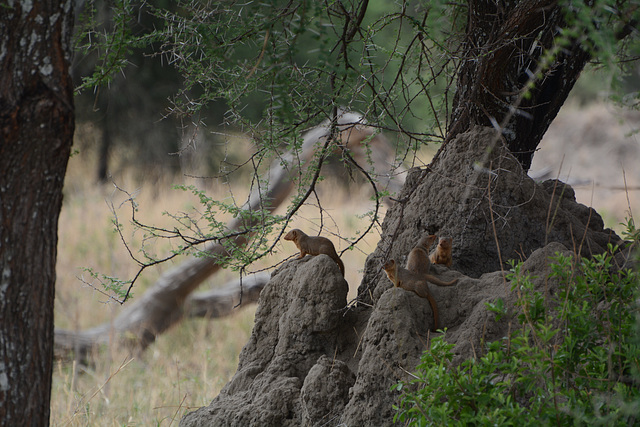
[393,235,640,425]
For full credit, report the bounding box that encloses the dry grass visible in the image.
[51,139,386,425]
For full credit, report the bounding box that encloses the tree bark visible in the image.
[0,2,75,425]
[448,0,591,171]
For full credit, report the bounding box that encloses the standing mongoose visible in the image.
[284,228,345,276]
[429,236,453,267]
[405,234,457,286]
[383,259,442,331]
[405,234,438,276]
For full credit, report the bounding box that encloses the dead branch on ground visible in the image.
[54,111,405,360]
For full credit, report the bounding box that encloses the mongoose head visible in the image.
[416,234,438,249]
[438,237,452,249]
[284,229,300,241]
[382,259,396,272]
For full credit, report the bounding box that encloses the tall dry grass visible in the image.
[51,138,387,425]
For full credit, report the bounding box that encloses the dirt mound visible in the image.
[181,126,621,426]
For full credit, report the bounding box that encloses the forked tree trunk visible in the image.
[0,2,75,424]
[448,0,591,171]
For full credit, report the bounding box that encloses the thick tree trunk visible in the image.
[0,2,74,425]
[449,0,591,171]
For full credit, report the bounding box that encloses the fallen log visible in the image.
[54,111,404,360]
[184,272,270,318]
[54,273,270,362]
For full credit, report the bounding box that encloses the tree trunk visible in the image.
[0,2,75,425]
[449,0,591,171]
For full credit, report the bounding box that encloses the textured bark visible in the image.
[449,0,591,171]
[0,1,75,424]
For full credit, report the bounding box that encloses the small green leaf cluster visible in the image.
[82,267,133,300]
[170,184,286,271]
[393,242,640,425]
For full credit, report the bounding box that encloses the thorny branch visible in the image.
[89,110,395,304]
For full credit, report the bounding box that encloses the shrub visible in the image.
[393,231,640,425]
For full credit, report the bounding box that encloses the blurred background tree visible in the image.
[73,0,459,183]
[73,0,181,182]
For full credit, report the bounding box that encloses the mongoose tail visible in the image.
[383,259,439,331]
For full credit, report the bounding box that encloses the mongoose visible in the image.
[383,259,441,331]
[405,234,437,276]
[406,234,457,287]
[284,228,345,276]
[429,236,453,267]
